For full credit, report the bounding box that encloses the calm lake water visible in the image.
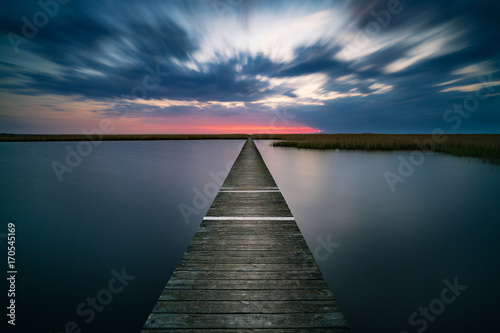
[1,140,499,333]
[255,140,500,333]
[0,140,245,333]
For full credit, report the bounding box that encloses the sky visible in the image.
[0,0,499,134]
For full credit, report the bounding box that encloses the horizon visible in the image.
[1,0,499,134]
[0,131,500,136]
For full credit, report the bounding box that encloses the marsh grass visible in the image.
[3,133,499,162]
[252,134,500,161]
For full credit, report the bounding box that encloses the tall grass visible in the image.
[252,134,500,161]
[3,133,499,162]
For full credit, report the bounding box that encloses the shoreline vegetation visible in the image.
[2,133,499,161]
[252,134,500,162]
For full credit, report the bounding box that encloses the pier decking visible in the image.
[141,137,349,332]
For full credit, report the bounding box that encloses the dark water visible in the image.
[1,140,499,333]
[255,140,500,333]
[0,140,244,333]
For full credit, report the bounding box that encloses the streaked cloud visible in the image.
[384,21,468,73]
[451,60,496,77]
[439,80,500,93]
[0,0,499,133]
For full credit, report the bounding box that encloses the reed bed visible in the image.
[3,133,499,161]
[252,134,500,161]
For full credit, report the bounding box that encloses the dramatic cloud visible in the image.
[0,0,499,133]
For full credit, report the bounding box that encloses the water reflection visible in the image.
[255,140,500,333]
[0,140,244,333]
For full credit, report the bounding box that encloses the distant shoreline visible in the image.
[0,134,249,142]
[2,133,499,162]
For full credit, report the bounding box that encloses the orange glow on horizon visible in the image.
[189,125,322,134]
[111,116,322,135]
[113,123,322,134]
[1,94,324,134]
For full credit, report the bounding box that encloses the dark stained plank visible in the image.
[151,300,341,314]
[199,219,299,225]
[170,270,325,280]
[143,313,348,329]
[159,289,337,301]
[192,232,304,239]
[206,192,293,217]
[143,329,350,333]
[188,242,308,251]
[190,236,307,244]
[165,279,329,290]
[178,250,311,257]
[178,255,316,264]
[174,262,321,271]
[141,137,349,332]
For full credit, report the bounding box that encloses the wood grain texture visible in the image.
[141,137,349,331]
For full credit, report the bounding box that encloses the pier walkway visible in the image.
[141,137,349,332]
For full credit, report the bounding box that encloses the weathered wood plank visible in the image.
[174,262,320,271]
[143,313,348,329]
[179,255,315,265]
[192,232,304,239]
[187,240,313,249]
[179,250,311,257]
[165,279,329,290]
[142,329,350,333]
[200,219,298,224]
[170,270,325,280]
[141,137,349,332]
[190,237,306,245]
[151,300,341,314]
[188,239,308,246]
[207,192,293,217]
[159,288,337,302]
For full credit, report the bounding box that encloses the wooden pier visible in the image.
[141,137,349,332]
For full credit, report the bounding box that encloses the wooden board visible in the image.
[141,137,349,332]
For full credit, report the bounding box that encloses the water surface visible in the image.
[255,140,500,333]
[2,139,499,333]
[0,140,244,333]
